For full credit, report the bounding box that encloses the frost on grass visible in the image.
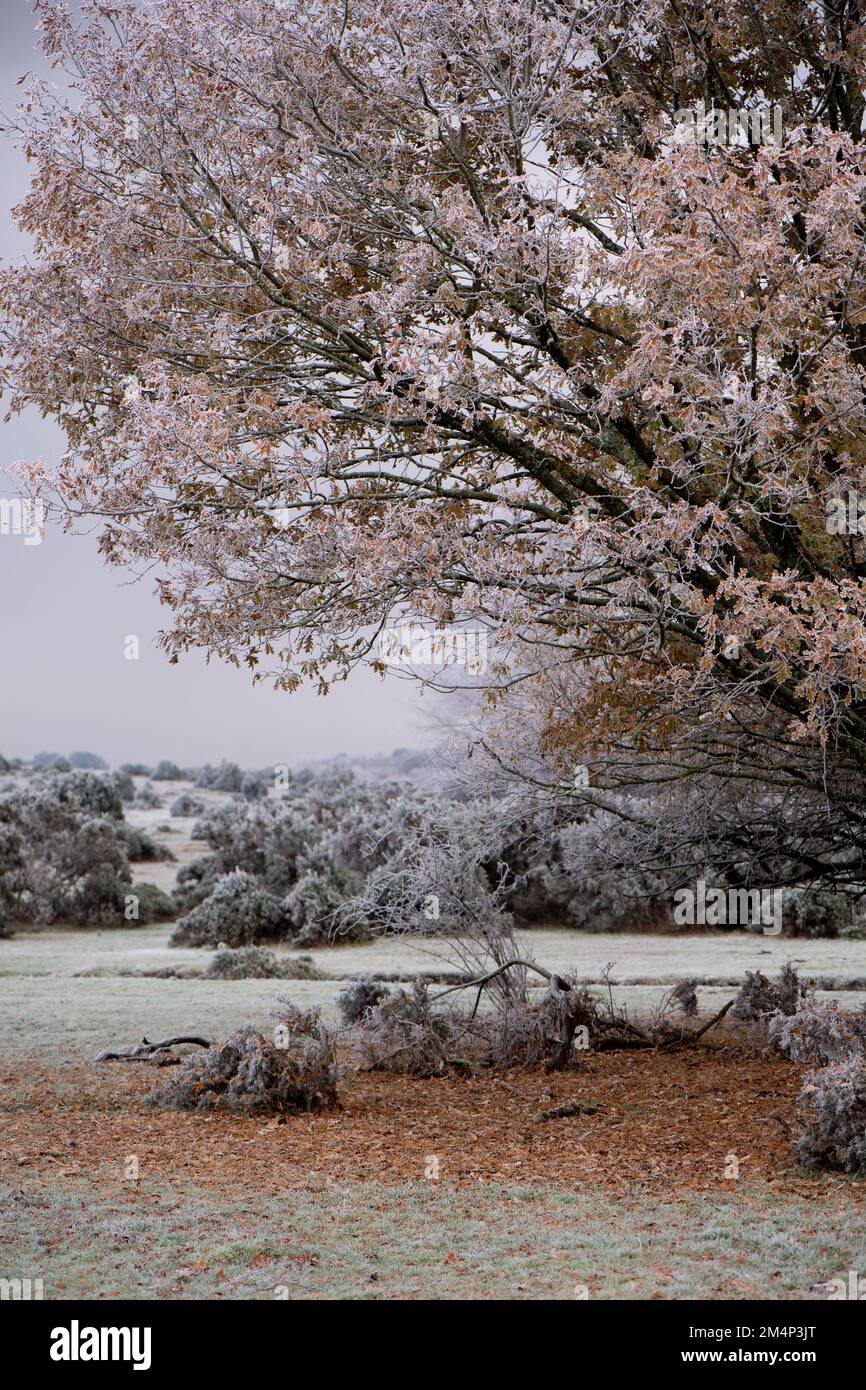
[151,1006,338,1115]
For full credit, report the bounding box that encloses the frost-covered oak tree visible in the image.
[6,0,866,880]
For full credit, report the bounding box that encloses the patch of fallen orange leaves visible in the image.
[0,1042,858,1200]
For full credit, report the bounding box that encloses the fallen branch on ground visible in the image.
[435,959,735,1068]
[94,1035,211,1063]
[535,1101,606,1122]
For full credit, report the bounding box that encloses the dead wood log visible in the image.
[535,1101,606,1122]
[94,1034,211,1063]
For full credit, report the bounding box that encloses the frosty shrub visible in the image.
[173,769,429,942]
[785,888,853,939]
[68,751,108,770]
[0,785,132,926]
[135,782,162,808]
[111,768,136,803]
[173,854,222,910]
[730,964,806,1023]
[115,822,173,863]
[204,944,321,980]
[169,869,287,947]
[337,975,390,1025]
[556,812,676,931]
[770,1001,866,1067]
[335,794,519,945]
[32,751,67,768]
[152,761,183,781]
[282,867,350,946]
[480,987,582,1068]
[354,981,461,1076]
[671,979,699,1018]
[789,1058,866,1174]
[152,1010,338,1116]
[195,760,243,793]
[130,882,177,924]
[120,763,152,777]
[241,770,268,801]
[350,970,618,1071]
[769,1003,866,1174]
[46,769,123,820]
[170,792,206,818]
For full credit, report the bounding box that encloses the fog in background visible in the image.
[0,0,427,768]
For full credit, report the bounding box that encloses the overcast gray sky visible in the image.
[0,0,426,768]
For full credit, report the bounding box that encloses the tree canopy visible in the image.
[5,0,866,882]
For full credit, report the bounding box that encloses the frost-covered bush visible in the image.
[170,792,206,818]
[784,888,853,939]
[771,1003,866,1173]
[0,785,133,926]
[730,964,806,1022]
[241,770,269,801]
[204,945,320,979]
[790,1059,866,1174]
[478,977,618,1067]
[32,751,67,769]
[152,760,183,781]
[281,866,352,946]
[671,978,699,1018]
[115,822,172,863]
[172,769,429,942]
[355,981,460,1076]
[135,782,162,808]
[128,882,176,924]
[169,869,287,947]
[68,751,108,770]
[348,971,597,1071]
[554,813,676,931]
[120,762,152,777]
[480,989,567,1068]
[151,1010,338,1115]
[337,976,390,1024]
[173,854,222,910]
[195,760,243,793]
[770,1000,866,1067]
[335,795,517,942]
[45,769,123,820]
[111,768,136,803]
